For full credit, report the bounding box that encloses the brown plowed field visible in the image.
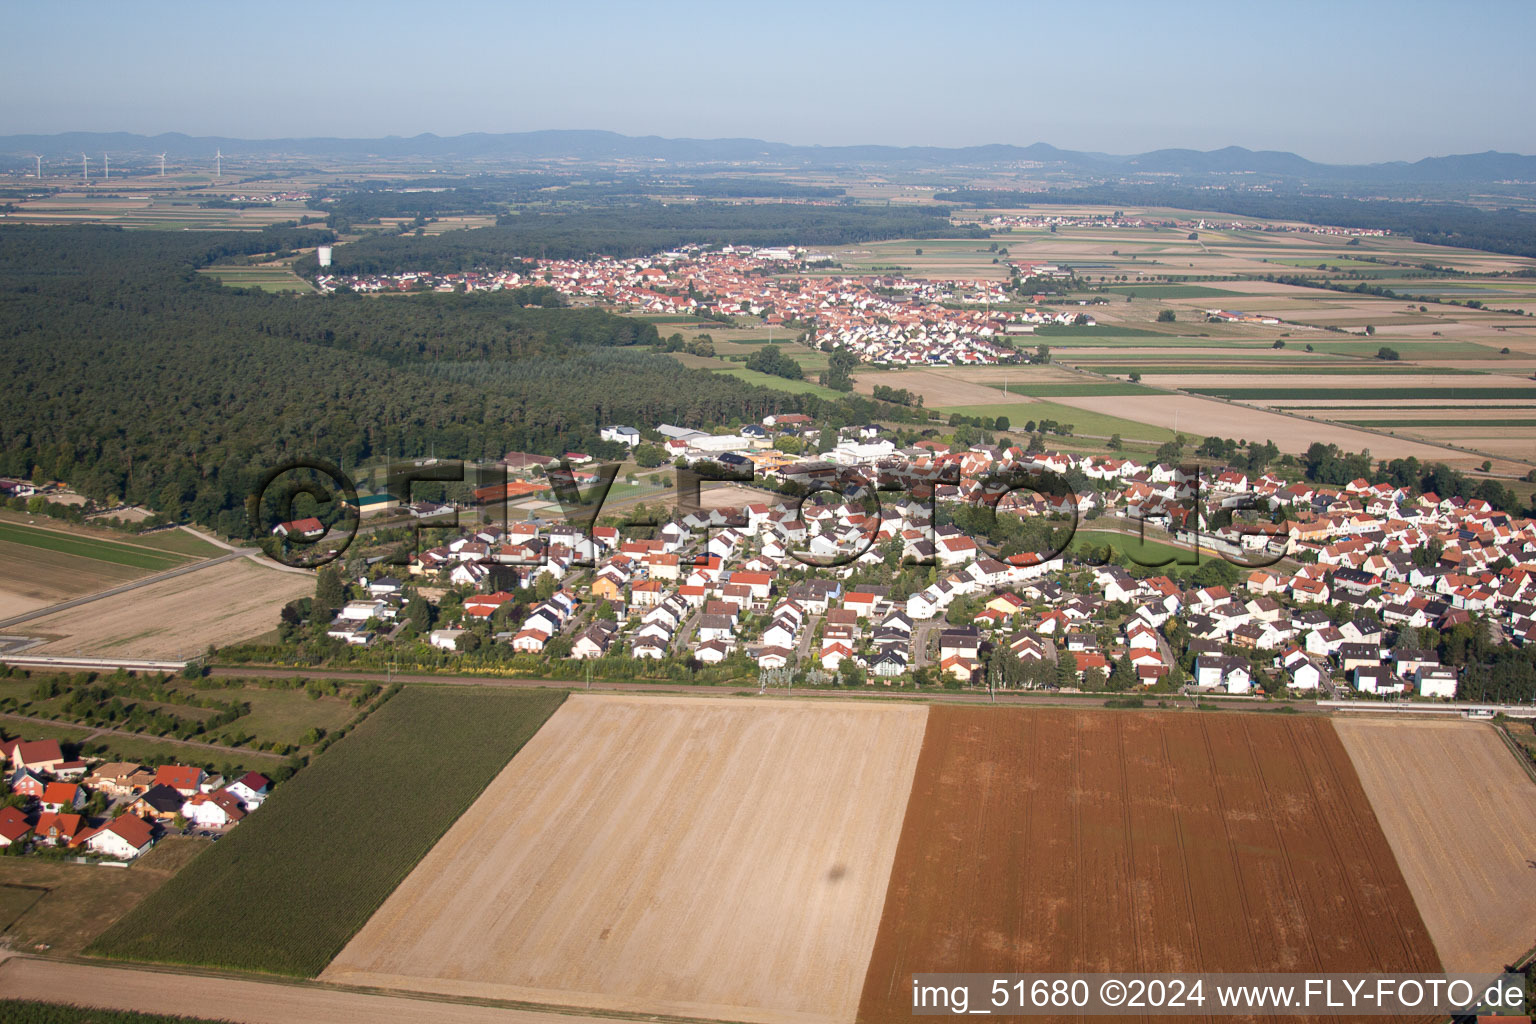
[1335,718,1536,972]
[857,707,1440,1024]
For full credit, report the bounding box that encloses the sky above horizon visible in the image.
[6,0,1533,164]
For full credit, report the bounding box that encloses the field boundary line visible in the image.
[1493,723,1536,787]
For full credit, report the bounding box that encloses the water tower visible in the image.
[317,245,333,269]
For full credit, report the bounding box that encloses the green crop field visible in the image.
[1091,365,1483,377]
[1042,335,1271,349]
[1104,284,1236,299]
[1033,324,1168,338]
[938,401,1181,442]
[87,685,567,976]
[1189,386,1536,401]
[196,262,315,293]
[0,522,190,571]
[986,381,1151,397]
[1343,418,1536,427]
[712,366,848,398]
[1302,341,1513,358]
[1296,403,1536,411]
[1263,257,1398,271]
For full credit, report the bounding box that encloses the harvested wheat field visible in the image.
[857,707,1439,1024]
[1334,718,1536,973]
[23,557,310,659]
[1053,394,1484,464]
[852,368,1016,406]
[324,694,928,1024]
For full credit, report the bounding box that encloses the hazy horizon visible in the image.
[6,0,1535,165]
[4,126,1535,166]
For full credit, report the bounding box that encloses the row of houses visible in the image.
[0,738,269,858]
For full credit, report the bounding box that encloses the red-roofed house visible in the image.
[79,813,155,860]
[273,517,325,539]
[227,772,271,808]
[463,591,516,618]
[41,781,84,813]
[154,765,205,798]
[34,811,83,847]
[0,806,31,847]
[3,738,65,773]
[183,790,247,827]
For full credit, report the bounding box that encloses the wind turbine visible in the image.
[81,153,89,184]
[157,152,167,177]
[214,149,222,180]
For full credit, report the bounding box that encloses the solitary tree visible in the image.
[314,564,345,617]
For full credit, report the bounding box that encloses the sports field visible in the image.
[324,695,928,1024]
[1334,718,1536,973]
[857,707,1440,1023]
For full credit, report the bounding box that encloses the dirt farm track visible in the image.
[0,955,630,1024]
[857,706,1441,1024]
[323,695,928,1024]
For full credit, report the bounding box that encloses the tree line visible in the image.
[938,187,1536,260]
[301,202,982,274]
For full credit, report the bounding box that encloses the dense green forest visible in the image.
[937,187,1536,259]
[0,225,908,538]
[303,201,982,273]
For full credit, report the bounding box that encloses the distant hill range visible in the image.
[3,130,1535,184]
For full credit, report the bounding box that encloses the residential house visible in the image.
[3,739,65,773]
[79,813,156,860]
[33,810,83,847]
[154,765,206,798]
[182,790,248,828]
[40,782,84,813]
[0,806,31,848]
[226,772,271,809]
